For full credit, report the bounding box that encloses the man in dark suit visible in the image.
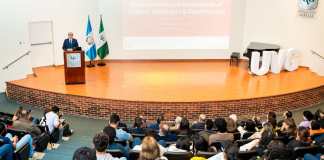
[62,32,79,51]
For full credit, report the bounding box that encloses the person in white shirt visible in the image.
[45,106,61,134]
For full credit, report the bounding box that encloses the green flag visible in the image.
[97,16,109,60]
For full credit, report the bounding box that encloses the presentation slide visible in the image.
[122,0,232,50]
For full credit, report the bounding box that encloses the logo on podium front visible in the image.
[67,53,81,68]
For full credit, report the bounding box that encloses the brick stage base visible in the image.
[6,83,324,121]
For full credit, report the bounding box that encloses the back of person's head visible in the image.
[145,128,158,140]
[199,114,206,122]
[244,119,256,132]
[260,123,274,146]
[134,117,143,128]
[229,114,238,122]
[266,140,289,160]
[140,136,161,160]
[159,123,169,135]
[283,118,297,136]
[175,116,182,125]
[267,112,277,128]
[20,110,30,120]
[193,134,208,152]
[303,111,314,121]
[51,106,60,113]
[297,127,309,142]
[109,113,120,124]
[103,126,116,144]
[283,111,293,119]
[176,136,192,151]
[93,132,109,152]
[73,147,96,160]
[224,143,238,160]
[14,106,23,116]
[214,118,227,133]
[179,117,190,131]
[226,118,237,133]
[310,120,321,130]
[205,119,214,130]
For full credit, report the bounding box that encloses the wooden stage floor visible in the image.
[9,60,324,102]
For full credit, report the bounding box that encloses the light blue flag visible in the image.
[85,16,96,60]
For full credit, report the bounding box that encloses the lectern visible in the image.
[64,51,85,84]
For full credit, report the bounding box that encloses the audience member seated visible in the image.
[134,136,167,160]
[226,118,237,133]
[148,115,164,131]
[169,116,182,132]
[103,126,129,158]
[239,122,274,152]
[177,118,192,136]
[267,112,277,130]
[107,113,132,142]
[12,106,23,121]
[93,132,126,160]
[208,142,239,160]
[193,134,209,152]
[252,116,263,129]
[191,114,206,130]
[314,109,324,128]
[209,118,234,145]
[199,119,215,142]
[40,106,70,140]
[309,120,324,144]
[237,119,257,139]
[264,139,290,160]
[73,146,96,160]
[278,111,295,128]
[299,111,314,128]
[12,109,41,138]
[287,127,311,151]
[279,118,297,138]
[130,117,146,134]
[158,124,177,142]
[0,122,34,158]
[167,136,191,152]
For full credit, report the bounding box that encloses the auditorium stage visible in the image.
[6,60,324,121]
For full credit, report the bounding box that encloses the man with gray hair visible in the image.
[62,32,79,51]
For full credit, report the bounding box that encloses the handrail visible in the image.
[2,51,31,70]
[311,50,324,59]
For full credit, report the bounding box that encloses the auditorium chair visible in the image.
[210,140,232,152]
[230,52,240,66]
[129,150,140,160]
[293,145,322,159]
[236,139,254,147]
[195,151,218,158]
[164,151,193,160]
[237,150,257,160]
[131,133,145,139]
[106,149,124,158]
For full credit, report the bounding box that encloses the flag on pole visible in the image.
[97,15,109,60]
[85,16,97,61]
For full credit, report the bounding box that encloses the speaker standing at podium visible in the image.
[62,32,79,51]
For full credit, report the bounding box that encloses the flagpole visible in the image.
[97,14,106,67]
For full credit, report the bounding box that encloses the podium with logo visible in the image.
[64,51,85,84]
